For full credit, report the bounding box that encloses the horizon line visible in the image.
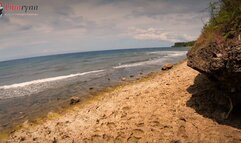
[0,46,173,63]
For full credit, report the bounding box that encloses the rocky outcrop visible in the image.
[187,38,241,92]
[70,96,80,105]
[162,64,173,71]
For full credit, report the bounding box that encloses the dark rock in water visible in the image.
[162,64,173,70]
[70,96,80,105]
[89,87,94,90]
[130,75,134,78]
[187,40,241,92]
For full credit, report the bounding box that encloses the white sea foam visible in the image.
[148,51,187,56]
[167,51,187,57]
[114,51,187,69]
[113,58,165,69]
[0,70,104,90]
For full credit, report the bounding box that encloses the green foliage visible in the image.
[203,0,241,39]
[172,41,196,47]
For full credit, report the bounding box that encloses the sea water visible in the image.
[0,47,188,131]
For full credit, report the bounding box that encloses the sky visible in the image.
[0,0,213,61]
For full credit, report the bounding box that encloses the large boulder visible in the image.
[187,38,241,93]
[162,63,173,71]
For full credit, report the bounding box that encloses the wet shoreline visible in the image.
[0,48,188,134]
[7,61,241,143]
[0,65,159,133]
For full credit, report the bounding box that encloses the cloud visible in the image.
[0,0,213,61]
[127,27,194,42]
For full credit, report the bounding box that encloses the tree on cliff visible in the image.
[204,0,241,40]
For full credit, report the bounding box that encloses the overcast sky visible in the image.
[0,0,213,61]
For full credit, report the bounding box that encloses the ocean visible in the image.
[0,47,188,131]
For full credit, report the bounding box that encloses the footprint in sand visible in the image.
[132,129,144,138]
[83,138,90,143]
[114,133,126,143]
[150,120,160,127]
[103,134,114,142]
[121,112,127,118]
[136,122,145,127]
[127,136,139,143]
[177,118,188,139]
[177,125,188,139]
[91,134,102,142]
[122,106,131,111]
[126,129,144,143]
[107,122,116,129]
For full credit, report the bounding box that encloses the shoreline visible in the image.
[0,47,188,134]
[0,61,166,137]
[0,63,157,134]
[0,61,184,140]
[4,60,241,142]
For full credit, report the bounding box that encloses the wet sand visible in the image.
[0,66,153,133]
[3,61,241,142]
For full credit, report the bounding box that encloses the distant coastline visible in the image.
[172,41,196,47]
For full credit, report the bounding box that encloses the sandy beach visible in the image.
[3,61,241,143]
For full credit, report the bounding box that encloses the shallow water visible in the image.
[0,47,188,132]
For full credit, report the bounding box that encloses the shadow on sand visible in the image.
[186,74,241,129]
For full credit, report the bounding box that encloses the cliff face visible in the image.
[187,0,241,93]
[187,37,241,92]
